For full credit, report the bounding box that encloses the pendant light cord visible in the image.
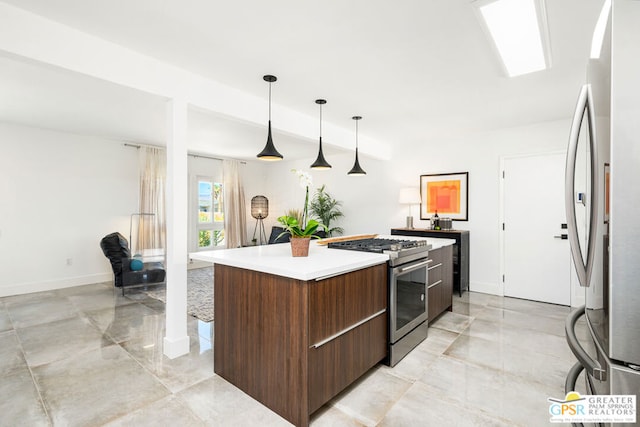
[355,119,359,149]
[319,103,322,137]
[268,82,272,121]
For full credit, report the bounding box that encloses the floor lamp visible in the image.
[251,196,268,245]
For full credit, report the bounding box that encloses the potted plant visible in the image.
[278,170,327,257]
[309,184,344,237]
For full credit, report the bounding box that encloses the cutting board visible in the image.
[316,234,378,245]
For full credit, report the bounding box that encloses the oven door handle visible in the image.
[399,259,432,274]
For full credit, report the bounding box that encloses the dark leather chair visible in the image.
[268,226,290,244]
[100,232,166,295]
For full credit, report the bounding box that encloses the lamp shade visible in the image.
[257,75,283,161]
[347,116,366,176]
[251,195,269,219]
[399,188,421,204]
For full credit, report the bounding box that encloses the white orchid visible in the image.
[292,169,313,189]
[291,169,313,229]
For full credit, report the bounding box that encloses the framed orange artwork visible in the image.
[420,172,469,221]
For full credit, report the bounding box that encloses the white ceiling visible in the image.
[0,0,604,160]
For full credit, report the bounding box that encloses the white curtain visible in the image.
[223,159,247,248]
[136,147,166,256]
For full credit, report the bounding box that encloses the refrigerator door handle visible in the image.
[565,84,599,287]
[565,306,607,381]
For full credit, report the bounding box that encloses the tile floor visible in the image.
[0,283,585,426]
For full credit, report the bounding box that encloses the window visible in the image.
[197,178,225,249]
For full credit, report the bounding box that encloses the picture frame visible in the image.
[420,172,469,221]
[604,163,610,224]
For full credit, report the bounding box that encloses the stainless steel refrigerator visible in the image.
[564,1,640,426]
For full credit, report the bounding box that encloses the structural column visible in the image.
[163,98,190,358]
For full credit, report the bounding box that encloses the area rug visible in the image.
[144,267,214,322]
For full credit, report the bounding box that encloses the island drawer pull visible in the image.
[428,263,442,271]
[310,309,386,349]
[427,280,443,289]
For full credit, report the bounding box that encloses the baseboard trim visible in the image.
[163,335,190,359]
[0,273,113,297]
[469,281,502,296]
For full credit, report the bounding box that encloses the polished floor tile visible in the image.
[7,296,79,329]
[103,395,205,427]
[84,302,163,344]
[429,310,474,334]
[445,333,574,389]
[17,314,109,367]
[331,366,413,425]
[177,374,291,426]
[33,344,170,427]
[419,355,563,426]
[0,302,12,332]
[379,380,511,427]
[0,367,49,427]
[0,330,27,376]
[0,282,581,426]
[462,317,573,360]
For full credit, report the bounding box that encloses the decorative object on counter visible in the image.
[398,187,421,228]
[310,99,332,169]
[290,236,311,257]
[432,210,440,229]
[347,116,366,176]
[276,216,324,257]
[310,184,344,237]
[279,169,327,256]
[257,74,283,161]
[420,171,469,221]
[250,195,269,245]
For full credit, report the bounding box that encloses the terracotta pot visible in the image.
[290,237,311,257]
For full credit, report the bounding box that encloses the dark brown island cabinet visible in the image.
[427,244,454,322]
[391,228,469,296]
[214,262,388,427]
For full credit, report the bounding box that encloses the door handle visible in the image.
[554,234,568,240]
[565,84,599,288]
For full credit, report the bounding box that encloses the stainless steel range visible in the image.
[328,238,432,366]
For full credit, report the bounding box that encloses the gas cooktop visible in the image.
[327,238,428,253]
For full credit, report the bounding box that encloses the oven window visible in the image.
[395,268,427,331]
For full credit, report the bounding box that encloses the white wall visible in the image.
[0,123,138,296]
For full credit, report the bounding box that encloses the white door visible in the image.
[502,152,571,305]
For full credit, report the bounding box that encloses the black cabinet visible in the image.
[391,228,469,296]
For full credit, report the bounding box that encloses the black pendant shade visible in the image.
[347,116,366,176]
[310,99,332,170]
[257,75,283,161]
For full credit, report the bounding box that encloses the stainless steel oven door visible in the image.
[389,258,429,344]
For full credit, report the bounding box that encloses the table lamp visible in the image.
[398,188,421,229]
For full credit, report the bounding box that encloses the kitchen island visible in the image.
[190,242,389,427]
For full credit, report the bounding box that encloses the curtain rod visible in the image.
[124,143,246,164]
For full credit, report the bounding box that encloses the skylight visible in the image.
[476,0,551,77]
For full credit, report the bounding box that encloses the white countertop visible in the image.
[189,235,455,281]
[190,241,388,281]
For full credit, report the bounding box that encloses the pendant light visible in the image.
[257,75,283,161]
[310,99,332,170]
[347,116,366,176]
